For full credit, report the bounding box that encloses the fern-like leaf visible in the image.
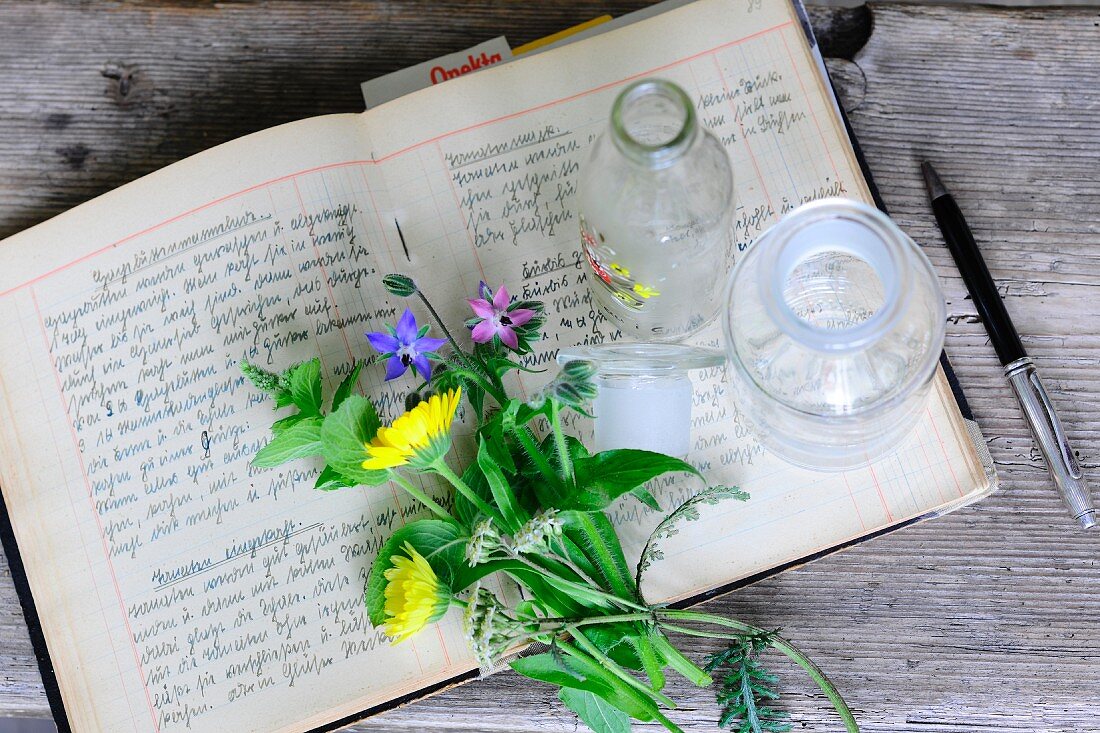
[635,485,748,586]
[705,631,791,733]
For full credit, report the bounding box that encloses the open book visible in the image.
[0,1,996,731]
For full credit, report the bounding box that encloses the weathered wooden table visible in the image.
[1,2,1098,731]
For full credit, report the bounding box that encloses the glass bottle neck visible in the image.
[610,78,699,168]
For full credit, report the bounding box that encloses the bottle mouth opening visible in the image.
[759,199,910,353]
[611,78,697,166]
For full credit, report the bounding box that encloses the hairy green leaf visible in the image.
[561,510,635,599]
[512,649,659,722]
[319,395,389,486]
[251,418,323,468]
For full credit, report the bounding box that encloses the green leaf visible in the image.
[450,558,523,595]
[332,361,363,412]
[513,650,657,721]
[559,689,632,733]
[286,358,323,415]
[565,450,701,512]
[637,485,749,586]
[314,465,359,491]
[705,633,791,733]
[271,412,308,435]
[454,460,494,529]
[652,634,712,687]
[560,647,662,722]
[631,487,662,512]
[511,652,586,689]
[634,633,666,692]
[251,418,323,468]
[365,519,465,626]
[477,436,526,533]
[319,395,390,486]
[561,510,635,599]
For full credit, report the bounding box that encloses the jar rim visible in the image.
[610,78,698,167]
[758,199,910,353]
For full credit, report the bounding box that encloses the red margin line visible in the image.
[31,288,162,733]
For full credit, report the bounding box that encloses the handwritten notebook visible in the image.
[0,1,996,732]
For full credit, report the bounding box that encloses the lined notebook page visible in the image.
[0,1,991,732]
[361,0,991,603]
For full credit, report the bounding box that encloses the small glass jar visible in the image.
[578,78,734,342]
[558,343,725,458]
[722,198,946,469]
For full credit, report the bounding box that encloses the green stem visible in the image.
[432,460,501,521]
[414,290,510,408]
[448,362,509,407]
[387,471,454,521]
[416,290,464,356]
[558,637,679,711]
[550,612,652,627]
[657,610,859,733]
[548,399,574,483]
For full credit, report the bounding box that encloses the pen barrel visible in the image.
[1005,359,1096,529]
[932,195,1026,365]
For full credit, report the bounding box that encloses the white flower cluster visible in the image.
[465,518,502,566]
[462,584,520,668]
[510,509,564,555]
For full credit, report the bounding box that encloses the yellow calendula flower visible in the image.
[363,387,462,470]
[633,282,661,299]
[609,262,630,278]
[383,542,450,642]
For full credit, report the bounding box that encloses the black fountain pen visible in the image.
[922,162,1095,529]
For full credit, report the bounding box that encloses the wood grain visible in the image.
[1,2,1099,731]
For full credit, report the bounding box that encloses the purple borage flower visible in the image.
[366,308,446,381]
[467,283,536,351]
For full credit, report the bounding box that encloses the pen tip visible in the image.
[1077,509,1098,530]
[921,161,948,201]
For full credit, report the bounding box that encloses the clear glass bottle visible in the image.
[722,198,946,469]
[578,78,734,342]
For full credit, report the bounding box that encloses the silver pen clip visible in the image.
[1005,358,1095,529]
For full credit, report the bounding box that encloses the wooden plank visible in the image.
[1,2,1098,731]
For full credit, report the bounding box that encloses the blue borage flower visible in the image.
[366,308,446,381]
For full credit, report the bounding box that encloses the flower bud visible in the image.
[561,359,597,381]
[382,273,418,297]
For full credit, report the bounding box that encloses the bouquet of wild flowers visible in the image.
[241,274,859,733]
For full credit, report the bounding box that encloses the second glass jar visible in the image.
[578,78,735,342]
